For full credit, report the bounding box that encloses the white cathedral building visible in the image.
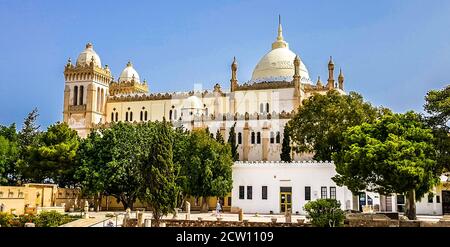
[62,19,448,215]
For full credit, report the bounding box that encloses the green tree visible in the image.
[21,122,79,187]
[76,122,143,210]
[16,108,41,184]
[227,123,239,161]
[332,112,440,220]
[18,108,40,149]
[215,129,224,144]
[138,120,180,226]
[289,90,381,161]
[180,129,233,212]
[0,124,19,185]
[424,85,450,172]
[280,126,292,162]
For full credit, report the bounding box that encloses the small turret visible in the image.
[316,76,323,88]
[230,56,238,92]
[327,56,335,89]
[338,68,344,90]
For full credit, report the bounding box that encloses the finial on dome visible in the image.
[328,56,334,65]
[272,15,288,49]
[86,42,93,49]
[277,14,283,41]
[127,60,132,67]
[233,56,236,64]
[67,57,72,64]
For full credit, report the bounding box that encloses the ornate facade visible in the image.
[63,18,345,162]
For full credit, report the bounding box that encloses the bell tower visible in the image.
[63,43,112,138]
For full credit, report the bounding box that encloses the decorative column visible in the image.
[243,122,250,161]
[262,125,269,161]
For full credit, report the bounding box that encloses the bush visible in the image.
[0,212,14,227]
[0,212,78,227]
[35,211,70,227]
[303,199,345,227]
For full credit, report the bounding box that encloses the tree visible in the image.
[289,90,382,161]
[16,108,41,184]
[21,122,79,187]
[76,122,143,210]
[0,136,19,185]
[215,129,224,144]
[18,108,40,149]
[179,129,233,212]
[332,112,440,220]
[280,126,292,162]
[0,124,19,185]
[424,85,450,172]
[424,85,449,128]
[227,123,239,161]
[138,120,180,226]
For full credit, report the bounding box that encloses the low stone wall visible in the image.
[124,218,311,227]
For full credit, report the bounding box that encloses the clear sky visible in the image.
[0,0,449,129]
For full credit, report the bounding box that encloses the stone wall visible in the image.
[159,219,311,227]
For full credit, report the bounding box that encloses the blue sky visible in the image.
[0,0,449,129]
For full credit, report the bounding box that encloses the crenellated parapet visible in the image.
[64,58,112,86]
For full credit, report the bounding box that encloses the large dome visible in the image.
[76,43,101,67]
[118,61,141,83]
[251,18,311,83]
[251,47,310,82]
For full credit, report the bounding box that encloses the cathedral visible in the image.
[63,18,345,162]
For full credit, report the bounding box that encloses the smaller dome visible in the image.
[118,61,140,83]
[76,43,102,67]
[182,96,203,109]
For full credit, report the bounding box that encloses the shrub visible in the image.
[35,211,71,227]
[17,214,38,227]
[303,199,345,227]
[0,212,14,227]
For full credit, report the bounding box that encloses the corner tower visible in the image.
[63,43,112,138]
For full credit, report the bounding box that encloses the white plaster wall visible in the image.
[232,161,355,214]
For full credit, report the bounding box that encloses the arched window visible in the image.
[237,132,242,145]
[111,112,114,122]
[125,112,129,122]
[270,131,275,144]
[115,112,118,122]
[130,112,133,122]
[169,110,173,120]
[266,103,269,113]
[251,132,255,144]
[174,110,177,120]
[257,132,261,144]
[79,86,84,105]
[276,131,281,143]
[260,103,264,113]
[140,111,143,121]
[205,108,208,116]
[144,111,148,121]
[73,86,78,105]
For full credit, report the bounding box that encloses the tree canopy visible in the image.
[424,85,450,172]
[289,90,382,161]
[178,129,233,211]
[20,122,80,187]
[332,112,440,219]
